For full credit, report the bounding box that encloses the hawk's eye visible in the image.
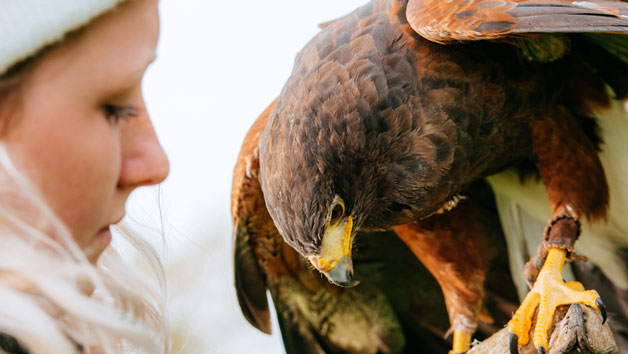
[330,203,344,224]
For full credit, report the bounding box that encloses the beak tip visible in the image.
[329,278,360,288]
[324,254,359,288]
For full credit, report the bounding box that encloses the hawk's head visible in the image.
[257,68,435,287]
[258,17,453,287]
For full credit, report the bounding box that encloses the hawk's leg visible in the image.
[394,200,488,354]
[508,111,609,354]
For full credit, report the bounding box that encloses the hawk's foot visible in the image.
[449,330,471,354]
[507,248,606,354]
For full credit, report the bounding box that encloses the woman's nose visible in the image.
[118,110,169,189]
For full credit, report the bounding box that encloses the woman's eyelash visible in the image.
[104,104,138,123]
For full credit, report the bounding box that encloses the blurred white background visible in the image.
[123,1,368,353]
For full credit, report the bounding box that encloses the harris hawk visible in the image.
[232,101,525,353]
[235,0,628,353]
[233,103,627,353]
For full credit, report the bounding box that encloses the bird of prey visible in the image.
[242,0,628,353]
[232,105,628,354]
[232,101,523,353]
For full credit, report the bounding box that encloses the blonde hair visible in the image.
[0,147,170,354]
[0,7,170,354]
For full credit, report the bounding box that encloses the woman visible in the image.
[0,0,170,353]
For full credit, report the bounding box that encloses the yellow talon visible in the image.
[508,248,601,352]
[449,330,471,354]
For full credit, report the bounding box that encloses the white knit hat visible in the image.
[0,0,126,76]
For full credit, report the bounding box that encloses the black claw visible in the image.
[508,332,519,354]
[537,345,546,354]
[596,297,607,324]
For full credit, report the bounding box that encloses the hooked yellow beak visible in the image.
[307,216,359,287]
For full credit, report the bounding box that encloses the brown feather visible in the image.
[530,109,609,222]
[406,0,628,43]
[394,198,489,333]
[231,100,278,334]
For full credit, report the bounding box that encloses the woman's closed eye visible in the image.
[104,104,138,124]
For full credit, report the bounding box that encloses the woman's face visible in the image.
[4,0,168,262]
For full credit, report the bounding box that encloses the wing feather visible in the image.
[406,0,628,43]
[231,101,277,334]
[233,219,271,334]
